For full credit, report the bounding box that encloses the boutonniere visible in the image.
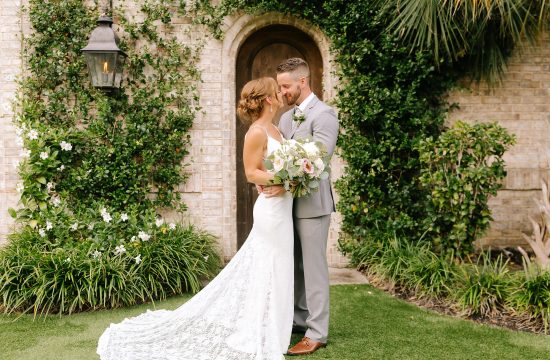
[293,110,305,124]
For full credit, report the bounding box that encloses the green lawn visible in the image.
[1,284,549,359]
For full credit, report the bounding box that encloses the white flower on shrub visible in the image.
[38,228,46,237]
[134,254,142,264]
[88,223,94,230]
[51,196,61,207]
[114,245,126,255]
[20,149,31,158]
[28,129,38,140]
[64,257,71,263]
[120,213,129,222]
[46,182,55,192]
[138,231,151,241]
[60,141,72,151]
[46,221,53,230]
[155,218,164,227]
[57,165,65,171]
[204,255,209,262]
[70,222,78,231]
[100,208,112,223]
[92,250,101,259]
[102,212,112,223]
[15,136,23,146]
[16,182,24,193]
[39,152,48,160]
[169,223,176,230]
[15,127,23,136]
[130,236,137,242]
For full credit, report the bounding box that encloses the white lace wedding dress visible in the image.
[97,133,293,360]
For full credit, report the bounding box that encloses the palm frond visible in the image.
[377,0,550,83]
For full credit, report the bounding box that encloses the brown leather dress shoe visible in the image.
[287,337,326,356]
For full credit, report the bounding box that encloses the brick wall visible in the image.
[447,33,550,248]
[0,0,22,245]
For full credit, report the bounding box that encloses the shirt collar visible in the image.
[297,92,315,112]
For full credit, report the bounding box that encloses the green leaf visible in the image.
[8,208,17,218]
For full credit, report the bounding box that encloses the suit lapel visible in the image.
[290,95,319,139]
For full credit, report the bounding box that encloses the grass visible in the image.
[1,285,549,359]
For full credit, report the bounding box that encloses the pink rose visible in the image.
[301,158,315,175]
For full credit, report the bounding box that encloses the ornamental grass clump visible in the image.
[455,252,513,317]
[0,206,221,316]
[512,269,550,331]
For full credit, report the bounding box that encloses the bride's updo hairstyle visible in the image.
[237,77,278,125]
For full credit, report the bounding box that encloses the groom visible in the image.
[265,57,339,356]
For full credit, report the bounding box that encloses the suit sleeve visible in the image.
[312,108,339,156]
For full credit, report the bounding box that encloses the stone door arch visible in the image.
[235,24,324,248]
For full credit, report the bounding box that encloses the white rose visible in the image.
[314,158,325,174]
[273,156,285,173]
[302,142,319,157]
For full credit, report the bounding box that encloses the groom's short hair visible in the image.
[276,58,310,80]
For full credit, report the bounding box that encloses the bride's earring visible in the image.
[270,105,273,113]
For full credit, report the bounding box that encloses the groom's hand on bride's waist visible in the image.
[259,185,286,198]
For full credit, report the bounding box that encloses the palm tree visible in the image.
[376,0,550,84]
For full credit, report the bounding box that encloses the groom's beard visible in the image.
[285,87,301,106]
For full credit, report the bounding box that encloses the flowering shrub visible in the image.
[1,1,220,315]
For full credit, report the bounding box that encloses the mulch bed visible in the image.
[363,272,547,335]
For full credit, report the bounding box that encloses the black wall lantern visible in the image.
[81,15,126,90]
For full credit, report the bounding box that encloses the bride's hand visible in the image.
[263,185,285,198]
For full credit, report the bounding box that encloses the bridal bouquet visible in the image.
[264,138,330,198]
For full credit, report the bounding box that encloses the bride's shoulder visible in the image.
[244,126,267,145]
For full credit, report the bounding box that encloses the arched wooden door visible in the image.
[236,25,324,248]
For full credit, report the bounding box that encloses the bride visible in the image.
[97,77,293,360]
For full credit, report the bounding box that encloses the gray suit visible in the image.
[278,95,339,343]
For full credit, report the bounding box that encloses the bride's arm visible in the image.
[243,127,274,185]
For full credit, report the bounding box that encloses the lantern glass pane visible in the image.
[85,52,117,88]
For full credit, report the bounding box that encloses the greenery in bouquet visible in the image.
[264,138,330,198]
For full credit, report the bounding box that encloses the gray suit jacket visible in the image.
[278,95,339,218]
